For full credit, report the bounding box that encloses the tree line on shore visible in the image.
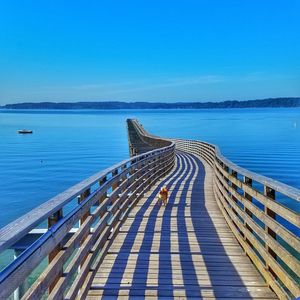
[2,97,300,109]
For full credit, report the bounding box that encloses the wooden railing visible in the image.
[127,119,171,156]
[0,123,175,300]
[174,139,300,299]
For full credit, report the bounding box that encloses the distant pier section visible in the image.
[0,119,298,299]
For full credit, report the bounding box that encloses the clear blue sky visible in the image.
[0,0,299,104]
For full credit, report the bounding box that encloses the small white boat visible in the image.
[18,129,33,134]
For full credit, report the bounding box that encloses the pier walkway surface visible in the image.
[87,152,277,299]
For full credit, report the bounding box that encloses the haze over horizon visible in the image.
[0,1,299,105]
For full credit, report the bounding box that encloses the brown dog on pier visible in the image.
[158,186,168,206]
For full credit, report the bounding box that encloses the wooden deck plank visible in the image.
[93,268,261,277]
[87,287,277,299]
[87,152,277,299]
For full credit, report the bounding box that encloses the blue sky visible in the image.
[0,0,299,104]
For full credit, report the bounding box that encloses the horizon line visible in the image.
[2,96,300,106]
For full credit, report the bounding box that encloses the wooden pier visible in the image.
[0,119,299,299]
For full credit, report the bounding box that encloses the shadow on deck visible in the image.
[87,152,277,299]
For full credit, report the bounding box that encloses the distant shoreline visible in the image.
[1,97,300,110]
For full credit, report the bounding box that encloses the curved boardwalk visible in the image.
[87,152,277,299]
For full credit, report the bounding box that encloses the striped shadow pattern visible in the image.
[86,152,277,299]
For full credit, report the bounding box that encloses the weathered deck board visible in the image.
[86,152,277,299]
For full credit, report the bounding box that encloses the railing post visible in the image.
[142,157,147,176]
[244,176,253,245]
[130,159,136,176]
[129,145,135,157]
[157,153,163,178]
[110,169,119,213]
[79,188,91,225]
[48,209,63,295]
[199,142,202,158]
[231,170,238,202]
[112,169,119,191]
[146,157,152,184]
[121,164,127,182]
[77,187,91,279]
[13,249,29,300]
[161,152,166,177]
[98,176,107,205]
[264,185,277,279]
[223,164,230,184]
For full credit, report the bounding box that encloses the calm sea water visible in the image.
[0,108,299,228]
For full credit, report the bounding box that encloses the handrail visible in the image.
[0,122,175,300]
[0,149,165,252]
[174,139,300,202]
[174,138,300,299]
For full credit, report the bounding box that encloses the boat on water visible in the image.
[18,129,33,134]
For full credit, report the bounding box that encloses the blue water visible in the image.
[0,108,299,228]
